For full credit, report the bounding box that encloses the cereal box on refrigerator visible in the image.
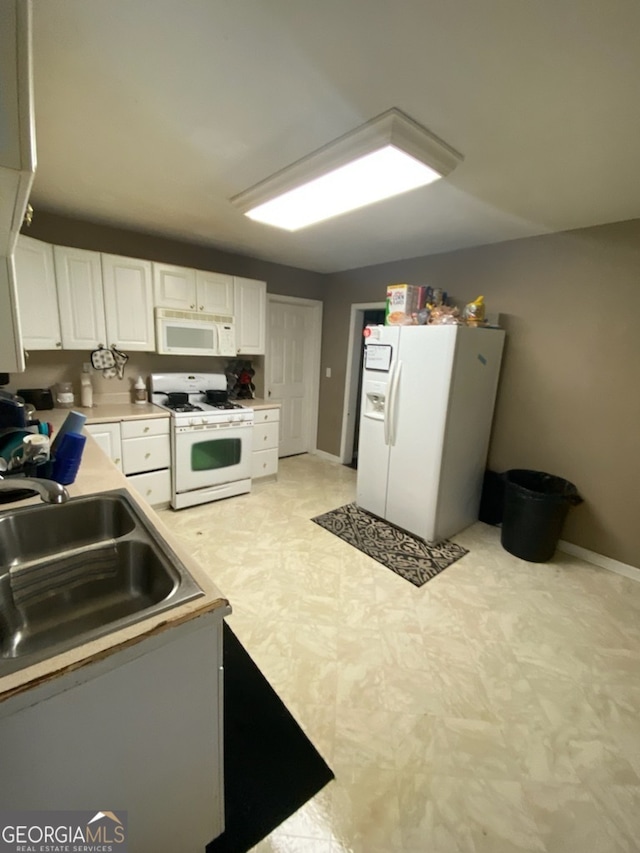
[385,284,425,325]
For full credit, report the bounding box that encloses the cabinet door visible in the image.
[152,263,197,311]
[102,254,154,351]
[0,1,34,371]
[85,422,122,471]
[121,434,170,475]
[14,235,62,350]
[54,246,107,349]
[127,469,171,506]
[234,277,266,354]
[196,271,234,315]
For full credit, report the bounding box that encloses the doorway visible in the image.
[339,302,386,467]
[266,294,323,457]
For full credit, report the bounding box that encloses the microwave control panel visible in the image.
[218,325,237,356]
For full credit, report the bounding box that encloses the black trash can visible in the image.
[500,469,582,562]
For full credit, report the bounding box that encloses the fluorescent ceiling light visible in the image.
[231,108,463,231]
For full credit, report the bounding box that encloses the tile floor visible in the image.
[158,454,640,853]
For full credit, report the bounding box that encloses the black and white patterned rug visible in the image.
[311,502,468,588]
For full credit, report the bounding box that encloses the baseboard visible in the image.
[311,449,344,464]
[557,540,640,582]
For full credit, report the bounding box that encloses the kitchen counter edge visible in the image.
[0,419,229,704]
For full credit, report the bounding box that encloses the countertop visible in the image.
[0,409,230,704]
[242,397,280,410]
[59,401,169,423]
[59,399,278,420]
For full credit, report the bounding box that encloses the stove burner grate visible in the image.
[168,403,204,413]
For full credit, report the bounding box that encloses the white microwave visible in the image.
[155,308,237,357]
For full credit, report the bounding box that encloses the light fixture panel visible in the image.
[231,108,463,231]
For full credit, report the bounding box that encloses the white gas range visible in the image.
[150,372,254,510]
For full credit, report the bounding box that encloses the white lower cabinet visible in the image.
[85,421,122,470]
[86,417,171,505]
[251,407,280,479]
[0,613,227,848]
[127,468,171,506]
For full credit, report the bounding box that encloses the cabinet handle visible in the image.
[199,305,204,310]
[145,452,151,459]
[144,426,150,433]
[146,488,152,496]
[115,457,121,464]
[56,342,62,348]
[263,435,267,441]
[190,304,195,309]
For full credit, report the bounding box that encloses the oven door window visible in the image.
[191,437,241,471]
[174,426,252,492]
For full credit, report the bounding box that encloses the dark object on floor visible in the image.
[207,624,334,853]
[311,502,468,587]
[501,469,583,563]
[479,469,505,525]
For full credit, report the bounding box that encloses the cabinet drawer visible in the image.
[127,469,171,506]
[253,421,279,450]
[253,407,280,424]
[122,434,170,475]
[121,417,169,439]
[252,448,278,479]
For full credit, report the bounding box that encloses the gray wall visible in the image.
[318,218,640,567]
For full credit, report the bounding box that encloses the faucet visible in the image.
[0,474,69,504]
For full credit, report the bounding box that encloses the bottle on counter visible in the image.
[80,363,93,408]
[134,375,148,405]
[55,381,75,409]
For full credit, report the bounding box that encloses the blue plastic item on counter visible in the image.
[51,410,87,453]
[51,431,87,485]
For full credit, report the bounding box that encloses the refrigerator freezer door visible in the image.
[356,375,391,518]
[356,326,399,519]
[384,326,458,541]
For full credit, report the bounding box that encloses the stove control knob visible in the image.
[188,418,195,426]
[201,418,208,425]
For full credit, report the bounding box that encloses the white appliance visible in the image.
[155,308,237,357]
[357,324,505,542]
[150,372,253,510]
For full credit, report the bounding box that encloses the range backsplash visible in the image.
[7,351,265,405]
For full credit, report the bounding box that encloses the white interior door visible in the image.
[266,296,321,458]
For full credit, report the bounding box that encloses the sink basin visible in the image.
[0,490,204,677]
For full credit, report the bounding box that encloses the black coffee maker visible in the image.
[0,373,28,429]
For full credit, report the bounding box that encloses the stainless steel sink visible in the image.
[0,490,204,677]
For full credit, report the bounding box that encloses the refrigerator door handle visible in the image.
[383,362,396,445]
[389,360,402,446]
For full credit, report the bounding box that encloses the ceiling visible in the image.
[29,0,640,273]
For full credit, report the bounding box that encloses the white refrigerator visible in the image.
[356,324,505,542]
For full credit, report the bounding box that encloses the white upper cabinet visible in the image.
[54,246,107,350]
[234,277,266,354]
[152,262,197,311]
[102,253,155,351]
[153,263,235,316]
[196,271,234,315]
[0,0,35,373]
[0,0,35,255]
[14,235,61,350]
